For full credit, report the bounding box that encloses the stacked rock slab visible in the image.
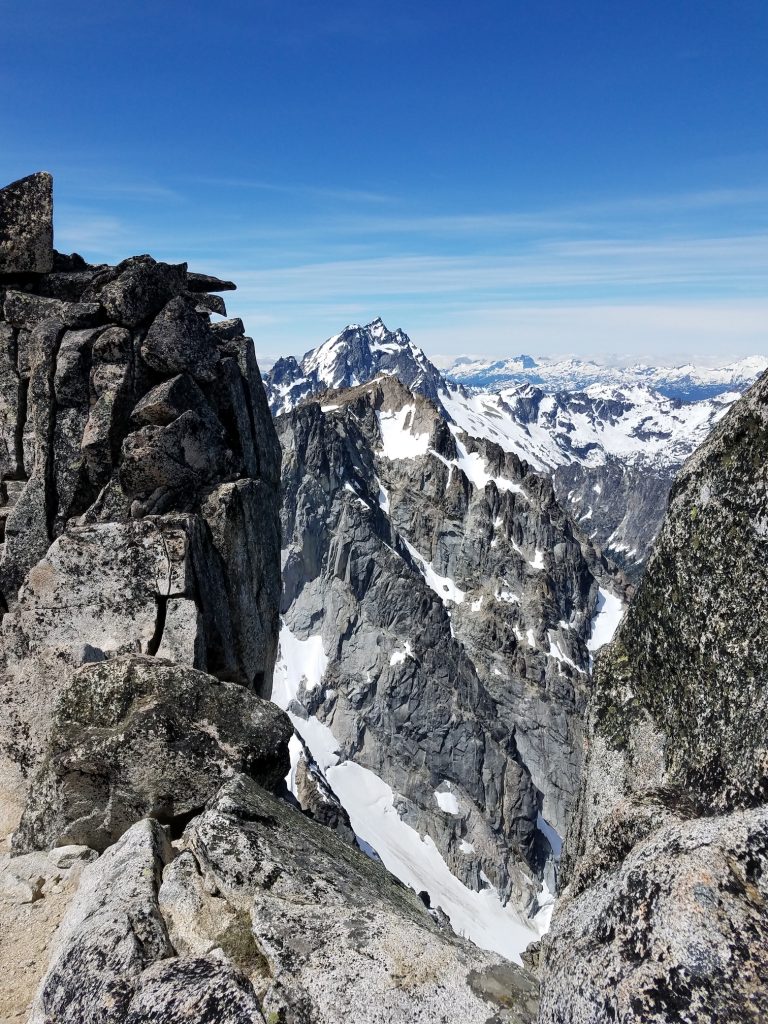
[538,371,768,1022]
[0,173,283,839]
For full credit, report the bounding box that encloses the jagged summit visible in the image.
[265,317,447,415]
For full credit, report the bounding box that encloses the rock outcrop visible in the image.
[30,776,538,1024]
[0,174,282,840]
[538,370,768,1022]
[0,175,541,1023]
[13,656,293,854]
[0,173,53,275]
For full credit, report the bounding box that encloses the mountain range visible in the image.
[445,352,768,401]
[265,319,760,574]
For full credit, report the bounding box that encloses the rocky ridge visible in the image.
[275,373,629,959]
[0,173,538,1024]
[538,369,768,1022]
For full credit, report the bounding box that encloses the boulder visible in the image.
[141,295,219,381]
[13,656,293,853]
[0,172,53,274]
[87,255,187,327]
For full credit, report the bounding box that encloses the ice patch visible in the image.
[459,839,476,854]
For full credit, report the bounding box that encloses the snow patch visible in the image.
[434,785,460,815]
[587,588,625,653]
[377,405,430,460]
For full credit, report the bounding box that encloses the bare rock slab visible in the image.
[0,172,53,274]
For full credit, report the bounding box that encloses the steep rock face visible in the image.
[0,196,281,836]
[538,371,768,1023]
[276,375,627,949]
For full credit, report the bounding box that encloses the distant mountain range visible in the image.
[444,353,768,402]
[264,320,764,573]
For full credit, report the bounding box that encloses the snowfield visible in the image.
[272,620,548,963]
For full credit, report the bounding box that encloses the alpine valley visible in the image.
[1,174,766,1024]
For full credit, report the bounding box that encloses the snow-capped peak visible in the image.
[265,318,448,416]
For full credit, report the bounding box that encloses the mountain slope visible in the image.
[273,374,628,961]
[265,321,742,572]
[539,369,768,1023]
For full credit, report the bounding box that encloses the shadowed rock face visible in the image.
[276,375,628,917]
[539,370,768,1024]
[0,173,53,274]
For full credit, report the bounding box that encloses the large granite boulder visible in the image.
[28,817,267,1024]
[0,172,53,274]
[539,370,768,1023]
[13,656,293,854]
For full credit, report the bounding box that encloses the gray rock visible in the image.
[87,254,187,327]
[0,172,53,274]
[276,376,626,912]
[28,818,176,1023]
[13,655,293,853]
[47,845,98,870]
[161,774,538,1024]
[539,370,768,1022]
[141,295,219,381]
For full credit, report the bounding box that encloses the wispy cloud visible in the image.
[189,175,397,206]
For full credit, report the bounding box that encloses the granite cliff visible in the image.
[538,368,768,1022]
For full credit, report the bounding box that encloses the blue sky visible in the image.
[2,0,767,365]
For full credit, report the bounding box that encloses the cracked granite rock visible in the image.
[538,370,768,1023]
[29,777,540,1024]
[13,655,293,854]
[0,172,281,841]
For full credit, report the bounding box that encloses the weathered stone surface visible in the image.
[14,656,293,853]
[0,172,53,274]
[85,255,187,327]
[160,774,539,1024]
[539,371,768,1023]
[141,294,219,381]
[186,271,237,292]
[0,208,281,839]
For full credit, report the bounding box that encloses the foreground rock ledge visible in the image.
[31,776,540,1024]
